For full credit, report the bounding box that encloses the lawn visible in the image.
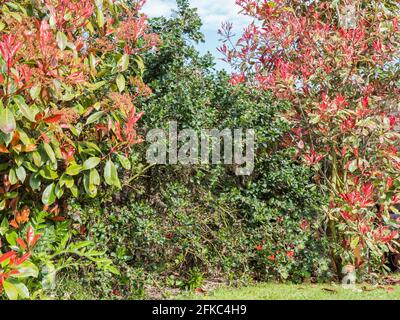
[178,283,400,300]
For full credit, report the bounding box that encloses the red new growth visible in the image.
[221,0,400,270]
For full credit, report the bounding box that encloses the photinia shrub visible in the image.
[0,0,158,298]
[221,0,400,275]
[0,0,158,221]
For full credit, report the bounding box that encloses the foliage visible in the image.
[141,0,330,284]
[141,0,216,131]
[0,226,40,299]
[51,1,331,300]
[0,0,157,299]
[221,0,400,275]
[3,0,391,300]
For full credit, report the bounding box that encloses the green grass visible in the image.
[178,283,400,300]
[53,275,400,300]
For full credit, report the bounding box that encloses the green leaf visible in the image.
[90,168,100,186]
[0,104,16,134]
[43,144,56,164]
[87,81,105,92]
[83,173,96,196]
[3,280,18,300]
[70,185,78,197]
[55,183,64,199]
[8,168,18,184]
[117,54,129,72]
[32,151,42,167]
[0,199,6,211]
[83,157,101,170]
[12,261,39,279]
[89,53,97,74]
[14,95,37,122]
[133,56,145,75]
[86,111,104,125]
[29,85,41,100]
[62,92,75,102]
[65,164,82,176]
[105,265,120,275]
[116,74,125,92]
[104,160,113,186]
[350,237,360,250]
[70,240,92,250]
[117,154,131,170]
[15,156,23,167]
[96,8,105,28]
[6,231,17,246]
[84,142,102,154]
[64,175,75,188]
[17,129,31,145]
[14,282,29,299]
[29,173,41,190]
[56,31,68,50]
[23,161,38,173]
[42,183,56,205]
[16,166,26,183]
[39,166,58,180]
[104,160,121,189]
[86,20,95,34]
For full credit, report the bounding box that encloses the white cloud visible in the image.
[142,0,176,17]
[190,0,252,30]
[143,0,252,31]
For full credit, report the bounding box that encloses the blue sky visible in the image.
[142,0,253,70]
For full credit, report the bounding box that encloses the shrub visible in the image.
[0,0,157,299]
[62,2,330,298]
[221,0,400,276]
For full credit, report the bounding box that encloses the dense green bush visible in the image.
[140,0,216,132]
[50,1,331,299]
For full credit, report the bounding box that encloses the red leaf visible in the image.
[30,234,41,248]
[0,251,16,264]
[26,226,34,246]
[9,219,19,229]
[48,216,66,222]
[0,144,9,153]
[43,114,62,123]
[15,252,30,266]
[16,238,27,250]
